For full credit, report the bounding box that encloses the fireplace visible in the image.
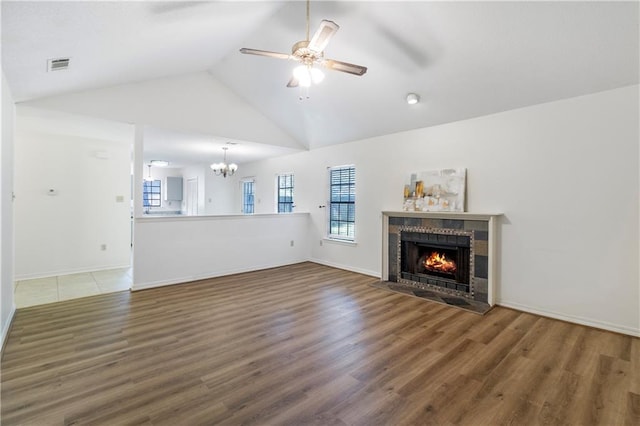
[398,226,475,299]
[383,212,500,308]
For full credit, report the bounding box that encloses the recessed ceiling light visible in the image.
[150,160,169,167]
[406,93,420,105]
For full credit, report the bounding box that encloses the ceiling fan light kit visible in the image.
[293,64,324,87]
[239,0,367,97]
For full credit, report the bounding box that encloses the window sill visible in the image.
[323,238,357,247]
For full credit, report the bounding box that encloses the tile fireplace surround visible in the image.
[381,211,502,309]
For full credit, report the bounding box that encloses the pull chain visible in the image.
[298,86,310,101]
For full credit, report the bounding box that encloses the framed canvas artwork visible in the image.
[403,168,466,212]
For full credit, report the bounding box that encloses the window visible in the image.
[277,174,294,213]
[242,179,255,214]
[143,180,161,207]
[328,165,355,240]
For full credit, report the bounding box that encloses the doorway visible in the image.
[187,178,198,216]
[12,109,134,307]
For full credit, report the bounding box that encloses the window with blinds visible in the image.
[328,165,356,241]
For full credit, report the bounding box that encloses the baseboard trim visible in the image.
[308,258,380,278]
[1,304,16,355]
[498,300,639,337]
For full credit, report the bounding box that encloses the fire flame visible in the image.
[425,252,457,274]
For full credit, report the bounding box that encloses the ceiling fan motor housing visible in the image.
[292,40,322,62]
[292,40,309,52]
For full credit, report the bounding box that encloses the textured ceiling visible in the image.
[2,1,638,164]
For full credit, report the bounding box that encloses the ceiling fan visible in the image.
[239,0,367,89]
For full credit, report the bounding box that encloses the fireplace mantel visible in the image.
[382,211,502,221]
[382,211,502,306]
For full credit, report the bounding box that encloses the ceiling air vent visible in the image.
[47,57,70,72]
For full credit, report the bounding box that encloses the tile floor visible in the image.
[14,268,132,308]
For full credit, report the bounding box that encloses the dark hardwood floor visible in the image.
[1,262,638,425]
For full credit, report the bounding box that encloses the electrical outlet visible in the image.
[320,240,323,246]
[290,240,294,247]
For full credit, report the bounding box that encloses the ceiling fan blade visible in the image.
[322,59,368,76]
[286,76,299,88]
[239,48,291,60]
[308,20,339,52]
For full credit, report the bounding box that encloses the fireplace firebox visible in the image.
[399,227,474,297]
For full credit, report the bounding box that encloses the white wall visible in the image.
[236,86,640,336]
[14,114,133,279]
[133,213,311,289]
[1,71,16,347]
[205,168,239,215]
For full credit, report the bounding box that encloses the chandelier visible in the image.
[210,147,238,178]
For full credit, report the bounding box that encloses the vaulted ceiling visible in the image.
[2,1,638,165]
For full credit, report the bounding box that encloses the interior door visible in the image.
[186,178,198,216]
